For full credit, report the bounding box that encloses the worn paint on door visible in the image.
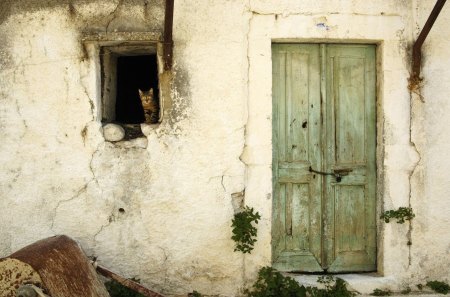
[272,44,376,272]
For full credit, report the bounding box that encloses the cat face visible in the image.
[138,88,154,105]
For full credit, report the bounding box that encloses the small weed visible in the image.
[371,288,391,296]
[307,277,356,297]
[244,267,306,297]
[317,275,335,287]
[417,284,424,290]
[105,278,145,297]
[401,287,411,294]
[426,280,450,294]
[231,206,261,253]
[188,290,203,297]
[380,207,415,224]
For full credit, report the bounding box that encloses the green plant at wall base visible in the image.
[244,267,355,297]
[380,207,415,223]
[188,290,203,297]
[244,266,306,297]
[370,288,391,296]
[231,206,261,253]
[308,277,355,297]
[426,280,450,294]
[105,278,145,297]
[317,275,335,286]
[401,287,411,294]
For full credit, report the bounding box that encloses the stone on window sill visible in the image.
[102,123,125,142]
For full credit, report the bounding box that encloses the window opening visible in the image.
[101,45,160,131]
[116,55,159,124]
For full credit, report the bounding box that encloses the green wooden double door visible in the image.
[272,44,376,273]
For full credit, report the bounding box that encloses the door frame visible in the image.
[243,8,416,282]
[270,42,382,273]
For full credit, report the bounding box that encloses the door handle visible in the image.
[309,167,352,182]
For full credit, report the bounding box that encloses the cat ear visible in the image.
[138,89,143,96]
[149,88,154,95]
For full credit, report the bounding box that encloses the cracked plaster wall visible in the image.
[0,1,247,296]
[409,0,450,285]
[0,0,449,296]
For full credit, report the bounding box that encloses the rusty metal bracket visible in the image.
[411,0,447,81]
[163,0,174,71]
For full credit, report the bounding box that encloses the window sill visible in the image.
[102,123,149,149]
[108,137,148,149]
[140,123,160,137]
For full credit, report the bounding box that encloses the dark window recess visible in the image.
[115,55,159,124]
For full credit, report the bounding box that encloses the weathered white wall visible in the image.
[409,0,450,284]
[0,0,449,296]
[0,1,248,295]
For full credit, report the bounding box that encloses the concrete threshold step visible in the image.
[288,273,443,296]
[360,295,443,297]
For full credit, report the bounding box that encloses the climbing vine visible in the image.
[380,207,415,224]
[231,206,261,254]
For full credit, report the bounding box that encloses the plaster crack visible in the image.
[221,175,226,193]
[78,64,96,146]
[15,98,28,139]
[239,1,252,169]
[89,143,102,188]
[406,5,423,267]
[27,40,32,60]
[149,246,169,275]
[50,183,89,232]
[93,213,114,242]
[207,174,233,194]
[248,10,400,18]
[161,248,170,294]
[237,2,253,287]
[79,67,95,121]
[249,10,277,16]
[105,0,124,33]
[407,135,421,268]
[64,68,70,103]
[408,85,423,269]
[141,246,170,294]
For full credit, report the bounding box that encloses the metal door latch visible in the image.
[309,166,352,183]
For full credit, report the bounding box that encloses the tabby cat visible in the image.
[138,88,159,124]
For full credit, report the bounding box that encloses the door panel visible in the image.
[334,56,366,164]
[272,44,322,272]
[325,45,376,272]
[272,44,376,272]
